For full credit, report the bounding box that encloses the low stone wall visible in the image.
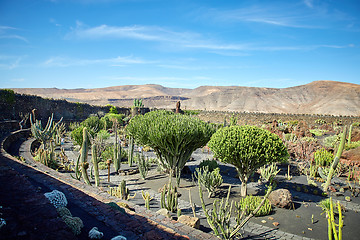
[1,129,30,153]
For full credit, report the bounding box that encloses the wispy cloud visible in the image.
[42,55,150,67]
[0,55,25,69]
[0,26,29,43]
[303,0,314,9]
[66,21,200,45]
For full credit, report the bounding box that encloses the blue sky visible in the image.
[0,0,359,89]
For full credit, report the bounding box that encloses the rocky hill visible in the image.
[12,81,360,116]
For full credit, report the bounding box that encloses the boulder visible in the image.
[156,209,171,218]
[177,215,200,229]
[268,189,293,208]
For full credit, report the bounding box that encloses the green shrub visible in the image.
[98,161,107,170]
[208,125,288,196]
[309,129,327,136]
[0,89,15,104]
[314,148,333,167]
[101,145,114,161]
[323,135,340,148]
[81,116,103,132]
[126,110,215,186]
[198,159,219,172]
[345,141,360,151]
[70,126,95,146]
[96,129,110,141]
[101,113,124,129]
[235,195,272,217]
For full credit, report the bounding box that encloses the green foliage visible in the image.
[136,153,150,180]
[62,215,83,236]
[195,166,223,198]
[133,98,143,108]
[301,136,318,143]
[309,129,328,136]
[324,135,340,148]
[96,129,110,141]
[259,163,280,183]
[126,110,215,185]
[198,159,219,172]
[101,145,114,161]
[109,105,118,114]
[100,113,124,129]
[70,126,95,146]
[283,133,297,142]
[314,148,333,167]
[208,125,288,196]
[315,119,326,125]
[235,195,272,217]
[0,89,15,104]
[108,180,136,200]
[30,113,63,148]
[345,141,360,151]
[183,110,200,115]
[142,191,153,210]
[80,128,91,185]
[160,183,178,212]
[81,116,103,132]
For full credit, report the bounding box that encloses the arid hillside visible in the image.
[12,80,360,116]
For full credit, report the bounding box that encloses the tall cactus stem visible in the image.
[80,127,91,185]
[323,126,347,192]
[92,143,100,187]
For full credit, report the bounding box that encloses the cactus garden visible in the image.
[1,95,360,239]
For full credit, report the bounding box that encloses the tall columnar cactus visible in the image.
[141,190,153,210]
[30,113,63,148]
[160,183,178,213]
[128,136,135,167]
[112,119,121,173]
[137,153,150,180]
[80,127,91,185]
[348,122,360,145]
[323,126,347,192]
[91,143,100,187]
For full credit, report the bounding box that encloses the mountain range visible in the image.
[12,80,360,116]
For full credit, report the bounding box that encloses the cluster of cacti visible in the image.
[198,159,219,172]
[320,198,343,240]
[136,153,150,180]
[56,207,72,217]
[195,166,223,198]
[199,183,273,240]
[160,183,178,213]
[141,190,153,210]
[30,113,63,148]
[108,180,136,200]
[35,145,58,169]
[235,195,272,217]
[62,215,84,236]
[128,136,135,167]
[259,162,280,183]
[133,99,143,108]
[44,190,68,208]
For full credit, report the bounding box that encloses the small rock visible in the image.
[345,196,351,202]
[272,222,279,227]
[339,187,345,193]
[178,215,200,229]
[268,217,274,220]
[268,189,293,208]
[261,220,267,223]
[308,228,313,231]
[296,215,301,218]
[156,209,171,218]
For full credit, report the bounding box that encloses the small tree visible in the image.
[208,125,288,196]
[126,110,215,186]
